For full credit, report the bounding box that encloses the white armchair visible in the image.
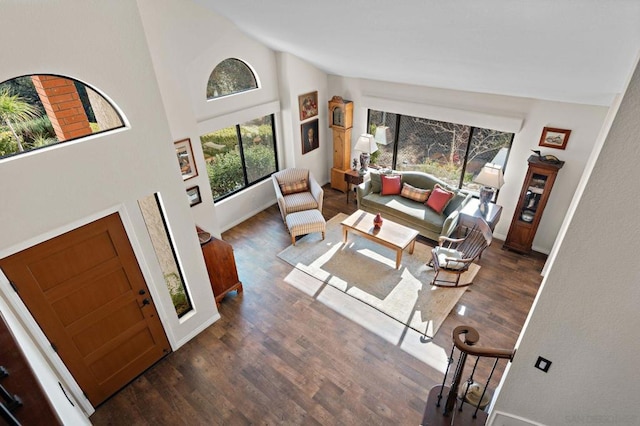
[272,168,323,222]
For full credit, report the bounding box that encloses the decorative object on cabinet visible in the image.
[301,119,319,154]
[504,155,564,254]
[354,133,377,174]
[186,185,201,207]
[174,138,197,180]
[539,127,571,150]
[473,163,504,213]
[328,96,353,192]
[197,226,242,305]
[298,91,318,121]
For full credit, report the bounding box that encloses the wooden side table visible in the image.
[458,198,502,236]
[344,169,364,204]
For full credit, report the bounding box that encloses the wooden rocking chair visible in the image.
[430,217,492,287]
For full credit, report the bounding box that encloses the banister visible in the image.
[452,325,515,360]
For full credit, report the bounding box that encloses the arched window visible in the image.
[0,74,124,159]
[206,58,258,99]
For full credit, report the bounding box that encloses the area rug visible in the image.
[277,213,479,337]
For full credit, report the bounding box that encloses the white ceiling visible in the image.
[194,0,640,106]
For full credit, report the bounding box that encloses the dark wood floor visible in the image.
[90,185,546,425]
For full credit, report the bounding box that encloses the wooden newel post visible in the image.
[443,326,480,415]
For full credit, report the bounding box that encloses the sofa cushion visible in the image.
[280,179,308,195]
[434,246,466,270]
[370,171,382,193]
[381,175,402,195]
[283,192,318,214]
[360,193,445,235]
[400,183,431,203]
[426,184,455,214]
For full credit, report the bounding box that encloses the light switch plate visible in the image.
[535,356,551,372]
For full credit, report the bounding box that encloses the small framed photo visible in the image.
[298,91,318,121]
[539,127,571,150]
[174,138,198,180]
[186,185,202,207]
[301,119,319,154]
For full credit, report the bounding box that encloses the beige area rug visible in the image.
[278,213,479,337]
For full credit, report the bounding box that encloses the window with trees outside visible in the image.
[368,110,513,194]
[200,114,278,201]
[206,58,258,100]
[0,74,124,159]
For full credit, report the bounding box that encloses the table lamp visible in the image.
[474,163,504,214]
[354,133,377,174]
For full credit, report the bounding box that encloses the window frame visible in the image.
[202,114,279,203]
[206,58,259,100]
[367,109,514,196]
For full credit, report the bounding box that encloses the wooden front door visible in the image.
[0,213,171,406]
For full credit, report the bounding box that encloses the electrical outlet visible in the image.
[535,356,552,372]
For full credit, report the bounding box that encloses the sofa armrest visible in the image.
[442,211,461,237]
[356,180,372,207]
[272,176,287,222]
[309,172,324,213]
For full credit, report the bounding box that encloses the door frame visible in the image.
[0,203,174,416]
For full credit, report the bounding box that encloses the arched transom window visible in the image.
[0,74,124,159]
[206,58,258,100]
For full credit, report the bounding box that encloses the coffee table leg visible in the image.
[408,238,416,254]
[396,250,402,269]
[342,226,348,244]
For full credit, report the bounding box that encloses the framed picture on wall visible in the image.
[298,91,318,121]
[301,119,319,154]
[186,185,202,207]
[174,138,198,180]
[539,127,571,150]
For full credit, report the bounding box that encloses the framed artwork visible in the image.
[186,185,202,207]
[301,119,319,154]
[298,91,318,121]
[174,138,198,180]
[539,127,571,150]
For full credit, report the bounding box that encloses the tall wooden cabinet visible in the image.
[328,96,353,192]
[198,228,242,305]
[504,155,564,254]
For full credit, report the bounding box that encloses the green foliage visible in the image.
[207,150,244,199]
[164,272,191,317]
[0,130,17,156]
[13,116,55,141]
[206,58,257,99]
[245,144,276,182]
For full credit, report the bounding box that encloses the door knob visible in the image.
[141,298,151,306]
[138,289,146,295]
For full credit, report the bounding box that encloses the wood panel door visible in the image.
[0,213,171,406]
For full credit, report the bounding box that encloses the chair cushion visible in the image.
[283,192,318,214]
[280,179,308,195]
[426,184,455,214]
[381,174,402,195]
[400,183,431,203]
[434,246,466,270]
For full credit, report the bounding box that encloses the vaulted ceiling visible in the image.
[194,0,640,106]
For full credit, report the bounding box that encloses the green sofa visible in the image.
[356,170,472,241]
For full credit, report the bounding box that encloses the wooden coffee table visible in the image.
[341,210,419,269]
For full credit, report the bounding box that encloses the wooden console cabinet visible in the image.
[199,229,242,305]
[504,155,564,254]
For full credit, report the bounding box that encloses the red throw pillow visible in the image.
[426,184,455,214]
[380,175,402,195]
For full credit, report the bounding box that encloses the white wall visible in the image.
[328,76,608,253]
[0,0,217,416]
[489,56,640,426]
[276,52,330,183]
[137,0,330,233]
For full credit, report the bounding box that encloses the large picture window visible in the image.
[200,114,278,201]
[368,110,513,194]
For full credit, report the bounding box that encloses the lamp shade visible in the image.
[474,163,505,189]
[374,126,391,145]
[354,133,378,154]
